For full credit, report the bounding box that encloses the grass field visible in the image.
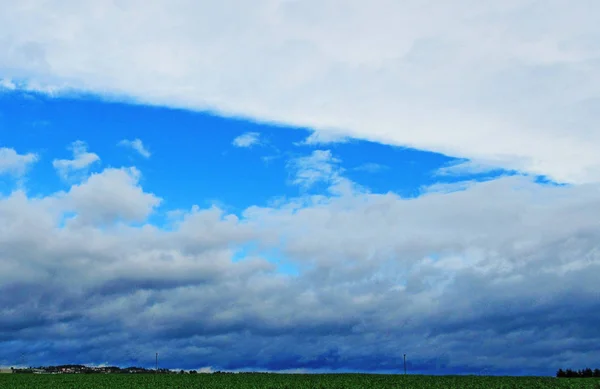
[1,374,599,389]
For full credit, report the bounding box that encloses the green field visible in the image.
[1,374,599,389]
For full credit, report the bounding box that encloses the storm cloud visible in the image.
[0,164,598,375]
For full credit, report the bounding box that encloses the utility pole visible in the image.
[404,354,407,375]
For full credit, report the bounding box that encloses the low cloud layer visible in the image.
[0,157,598,374]
[1,1,599,183]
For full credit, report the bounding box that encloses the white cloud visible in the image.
[288,150,341,189]
[0,78,16,90]
[288,150,364,196]
[1,1,599,183]
[52,140,100,179]
[64,167,162,225]
[0,148,38,176]
[118,138,151,158]
[436,160,508,177]
[232,132,261,148]
[299,131,349,146]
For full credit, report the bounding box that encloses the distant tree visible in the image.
[561,368,589,378]
[594,368,600,377]
[556,369,566,377]
[179,370,185,374]
[189,370,197,374]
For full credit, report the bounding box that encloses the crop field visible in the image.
[1,374,600,389]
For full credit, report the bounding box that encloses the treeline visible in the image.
[11,366,182,374]
[556,368,600,378]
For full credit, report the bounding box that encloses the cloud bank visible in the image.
[1,1,599,183]
[0,155,599,374]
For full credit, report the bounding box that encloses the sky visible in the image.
[0,0,599,377]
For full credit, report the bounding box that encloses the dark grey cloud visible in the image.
[0,168,599,376]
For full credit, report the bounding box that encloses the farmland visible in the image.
[1,373,599,388]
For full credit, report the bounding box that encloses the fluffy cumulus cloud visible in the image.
[0,151,599,374]
[1,1,599,183]
[52,140,100,179]
[118,138,151,158]
[0,147,38,176]
[63,167,162,225]
[232,132,261,148]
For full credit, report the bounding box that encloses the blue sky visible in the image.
[1,0,600,378]
[1,90,514,217]
[0,90,519,279]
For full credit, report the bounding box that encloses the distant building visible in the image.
[0,368,13,374]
